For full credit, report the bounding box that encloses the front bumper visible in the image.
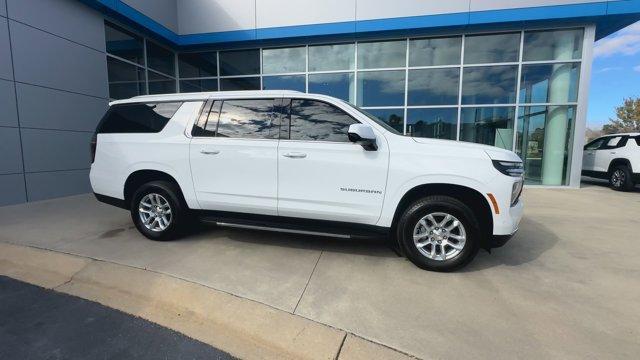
[489,228,518,248]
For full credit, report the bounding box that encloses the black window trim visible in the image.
[280,97,361,144]
[97,100,184,134]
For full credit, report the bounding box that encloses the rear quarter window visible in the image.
[98,102,183,134]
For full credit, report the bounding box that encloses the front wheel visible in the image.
[609,165,635,191]
[397,196,480,272]
[131,181,187,241]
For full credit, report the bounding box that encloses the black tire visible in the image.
[130,180,188,241]
[609,165,635,191]
[396,196,480,272]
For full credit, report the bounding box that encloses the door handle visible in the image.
[200,149,220,155]
[282,152,307,159]
[610,151,616,154]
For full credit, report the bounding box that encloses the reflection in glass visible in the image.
[308,73,354,103]
[217,99,277,139]
[464,33,520,64]
[262,75,306,92]
[105,22,144,65]
[409,36,461,66]
[179,79,218,93]
[288,99,358,142]
[146,41,175,76]
[148,71,176,94]
[107,57,146,99]
[406,108,457,140]
[365,108,404,133]
[178,52,217,78]
[309,44,355,71]
[462,66,518,104]
[357,41,406,69]
[460,107,515,149]
[408,68,459,105]
[523,29,583,61]
[262,47,306,74]
[357,71,405,107]
[219,50,260,76]
[516,106,575,185]
[220,77,261,91]
[519,63,580,103]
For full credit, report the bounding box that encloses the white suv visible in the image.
[90,91,524,271]
[582,133,640,191]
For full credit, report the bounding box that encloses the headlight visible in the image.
[511,179,523,206]
[492,160,524,177]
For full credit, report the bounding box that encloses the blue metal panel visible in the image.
[0,174,27,206]
[25,169,91,202]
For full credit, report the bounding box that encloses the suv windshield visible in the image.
[341,101,402,135]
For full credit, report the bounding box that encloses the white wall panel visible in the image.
[123,0,178,32]
[257,0,355,28]
[178,0,255,34]
[356,0,470,21]
[470,0,604,12]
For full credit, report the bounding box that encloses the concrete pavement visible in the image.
[1,183,639,359]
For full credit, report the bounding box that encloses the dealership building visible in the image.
[1,0,639,205]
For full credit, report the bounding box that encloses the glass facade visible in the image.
[104,21,585,185]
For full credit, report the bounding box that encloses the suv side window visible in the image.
[99,102,183,133]
[601,136,627,149]
[584,137,606,150]
[215,99,278,139]
[285,99,358,142]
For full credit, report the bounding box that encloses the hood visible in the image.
[411,137,522,162]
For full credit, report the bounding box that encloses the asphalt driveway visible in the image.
[0,183,638,359]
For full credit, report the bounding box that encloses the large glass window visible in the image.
[516,106,576,185]
[523,29,583,62]
[220,77,261,91]
[148,71,175,94]
[464,33,520,64]
[98,102,182,134]
[216,99,278,139]
[105,22,144,65]
[262,75,306,92]
[287,99,358,142]
[365,108,404,133]
[262,47,306,74]
[462,66,518,104]
[106,57,146,100]
[406,108,458,140]
[460,107,515,149]
[357,71,405,107]
[519,63,580,104]
[179,79,218,93]
[309,44,355,71]
[219,49,260,76]
[408,68,459,106]
[308,73,354,102]
[357,41,406,69]
[146,41,175,76]
[409,36,461,66]
[178,52,217,78]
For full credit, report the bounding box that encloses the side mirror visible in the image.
[348,124,378,151]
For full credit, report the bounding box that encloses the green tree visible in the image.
[602,97,640,134]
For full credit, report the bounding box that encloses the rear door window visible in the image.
[215,99,278,139]
[98,102,183,133]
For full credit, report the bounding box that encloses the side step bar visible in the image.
[210,221,352,239]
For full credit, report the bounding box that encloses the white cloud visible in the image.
[594,21,640,58]
[595,66,622,73]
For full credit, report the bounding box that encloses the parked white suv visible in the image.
[90,91,524,271]
[582,133,640,191]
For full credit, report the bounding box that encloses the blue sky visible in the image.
[588,21,640,128]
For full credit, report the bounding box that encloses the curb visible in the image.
[0,242,417,360]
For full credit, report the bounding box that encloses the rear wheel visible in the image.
[397,196,480,272]
[131,181,187,241]
[609,165,634,191]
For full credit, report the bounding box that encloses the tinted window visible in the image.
[216,99,278,139]
[192,100,222,137]
[105,22,144,65]
[146,41,175,76]
[409,36,461,66]
[464,33,520,64]
[602,136,627,149]
[462,66,518,104]
[286,99,358,142]
[220,77,261,91]
[585,138,605,150]
[178,52,217,78]
[219,50,260,76]
[99,102,183,133]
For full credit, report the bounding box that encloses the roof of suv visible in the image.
[109,90,305,106]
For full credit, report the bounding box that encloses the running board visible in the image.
[211,221,352,239]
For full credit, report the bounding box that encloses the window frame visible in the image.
[192,98,280,140]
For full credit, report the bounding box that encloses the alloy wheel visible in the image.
[412,212,466,261]
[612,169,625,188]
[138,193,172,232]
